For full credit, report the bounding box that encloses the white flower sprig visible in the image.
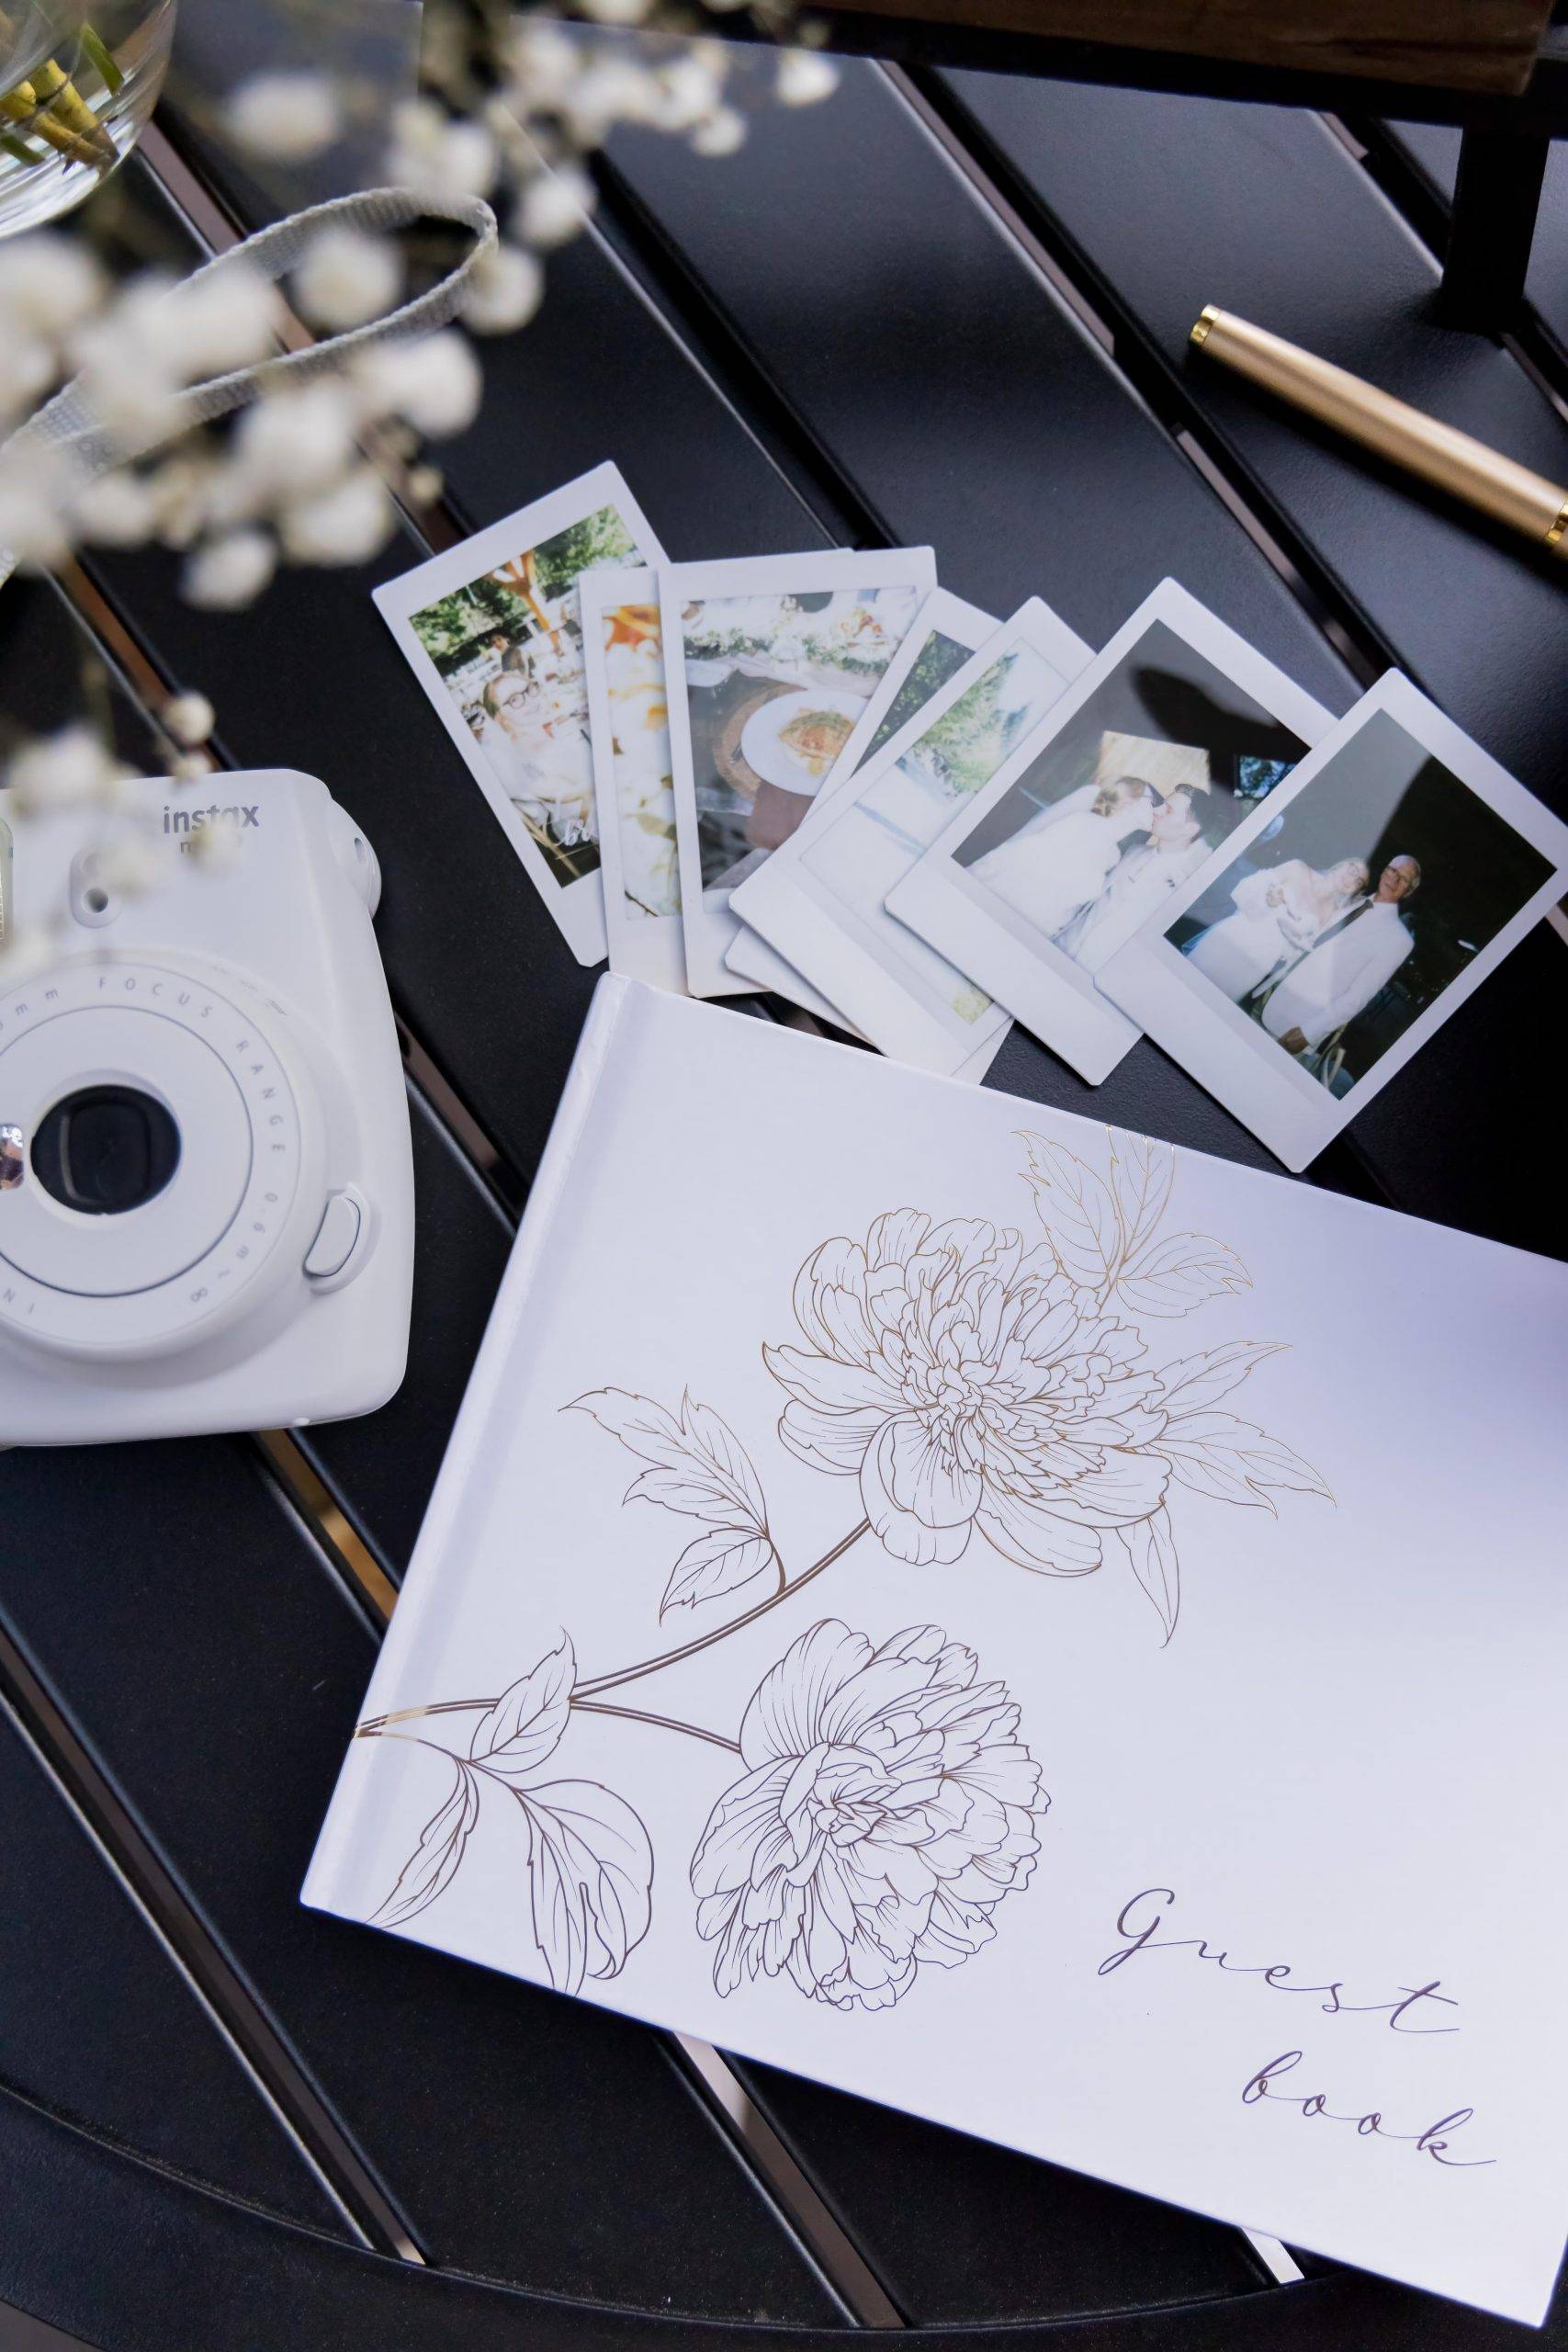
[1,14,835,608]
[0,6,837,958]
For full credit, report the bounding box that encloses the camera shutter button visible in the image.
[304,1188,364,1282]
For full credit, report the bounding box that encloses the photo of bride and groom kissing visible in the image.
[951,616,1307,982]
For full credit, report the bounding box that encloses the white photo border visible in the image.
[373,461,666,967]
[725,584,996,1013]
[1096,667,1568,1169]
[580,565,686,996]
[660,546,937,1001]
[884,579,1334,1085]
[728,596,1092,1076]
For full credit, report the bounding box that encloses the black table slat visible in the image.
[599,61,1353,702]
[736,2065,1260,2323]
[0,1442,843,2322]
[0,573,162,767]
[0,1712,344,2235]
[297,1082,513,1574]
[9,2078,1567,2352]
[933,76,1568,798]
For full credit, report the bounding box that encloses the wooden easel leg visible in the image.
[1438,126,1549,332]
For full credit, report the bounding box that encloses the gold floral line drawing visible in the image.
[355,1129,1326,2006]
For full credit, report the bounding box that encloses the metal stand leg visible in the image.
[1439,126,1549,333]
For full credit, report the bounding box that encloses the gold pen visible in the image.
[1190,304,1568,561]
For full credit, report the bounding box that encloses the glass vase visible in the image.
[1,0,176,236]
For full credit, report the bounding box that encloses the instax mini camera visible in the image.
[0,771,413,1444]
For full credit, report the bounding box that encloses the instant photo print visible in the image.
[729,597,1092,1076]
[885,581,1333,1085]
[374,462,666,966]
[660,548,936,1000]
[1098,670,1568,1169]
[581,566,685,996]
[724,584,997,1012]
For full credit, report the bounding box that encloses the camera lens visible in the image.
[30,1087,181,1216]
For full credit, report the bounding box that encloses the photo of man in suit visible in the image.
[1165,712,1552,1097]
[1262,854,1420,1057]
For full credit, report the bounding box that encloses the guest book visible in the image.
[306,978,1568,2323]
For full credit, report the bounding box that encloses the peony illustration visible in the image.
[355,1128,1328,2001]
[690,1617,1045,2011]
[764,1211,1171,1573]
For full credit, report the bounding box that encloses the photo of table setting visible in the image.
[3,7,1568,2350]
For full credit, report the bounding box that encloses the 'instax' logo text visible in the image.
[164,803,261,854]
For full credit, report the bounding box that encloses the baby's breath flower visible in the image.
[355,331,480,438]
[567,59,665,141]
[169,750,217,784]
[230,379,360,504]
[91,831,163,897]
[0,233,105,340]
[162,692,216,749]
[404,461,444,505]
[4,725,132,815]
[460,241,545,334]
[517,165,594,251]
[0,443,75,569]
[72,329,181,452]
[225,71,343,162]
[691,105,746,157]
[146,455,220,548]
[0,337,55,432]
[502,22,581,110]
[186,815,244,871]
[293,225,404,333]
[648,54,725,131]
[278,466,392,565]
[387,98,498,200]
[71,469,159,548]
[776,49,839,104]
[162,264,280,378]
[184,528,276,610]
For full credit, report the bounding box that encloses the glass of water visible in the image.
[1,0,176,235]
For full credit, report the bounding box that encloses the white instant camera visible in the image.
[0,771,413,1445]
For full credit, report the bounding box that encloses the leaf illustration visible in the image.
[1156,1340,1283,1418]
[569,1386,691,1472]
[372,1758,480,1928]
[470,1634,574,1783]
[1108,1134,1172,1269]
[570,1385,775,1611]
[1016,1133,1120,1293]
[1161,1411,1331,1513]
[662,1528,776,1618]
[513,1778,655,1995]
[1116,1509,1179,1643]
[570,1386,768,1530]
[1114,1230,1251,1319]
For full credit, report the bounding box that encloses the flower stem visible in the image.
[575,1518,871,1697]
[355,1517,872,1736]
[570,1700,740,1754]
[369,1705,739,1758]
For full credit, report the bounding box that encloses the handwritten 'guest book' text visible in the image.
[305,978,1568,2324]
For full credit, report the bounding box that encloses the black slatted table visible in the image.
[2,38,1565,2352]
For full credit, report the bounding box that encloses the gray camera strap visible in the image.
[1,183,497,581]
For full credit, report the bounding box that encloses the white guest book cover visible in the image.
[306,978,1568,2324]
